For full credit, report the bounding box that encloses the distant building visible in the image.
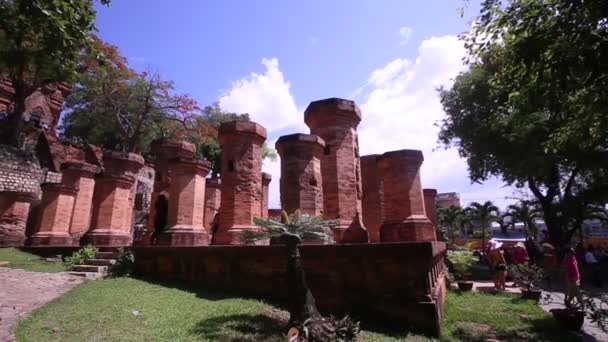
[436,192,461,208]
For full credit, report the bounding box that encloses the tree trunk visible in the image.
[3,86,27,148]
[282,235,335,341]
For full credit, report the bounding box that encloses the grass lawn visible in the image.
[16,277,581,342]
[0,247,65,272]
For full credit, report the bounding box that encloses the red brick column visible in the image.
[304,98,368,243]
[204,178,221,232]
[275,133,325,216]
[140,138,197,246]
[361,154,384,243]
[214,121,267,245]
[423,188,439,242]
[0,192,37,246]
[30,184,78,246]
[61,161,98,240]
[378,150,436,242]
[157,158,211,246]
[85,152,144,246]
[261,172,272,218]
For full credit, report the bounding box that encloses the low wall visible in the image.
[134,241,447,337]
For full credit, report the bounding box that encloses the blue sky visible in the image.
[95,0,521,209]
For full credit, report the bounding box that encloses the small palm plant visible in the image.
[243,210,358,341]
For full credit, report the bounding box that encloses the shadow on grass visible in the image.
[451,316,582,342]
[191,313,287,342]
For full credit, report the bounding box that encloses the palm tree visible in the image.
[466,201,500,248]
[505,200,541,240]
[438,205,465,244]
[493,212,514,236]
[242,210,338,340]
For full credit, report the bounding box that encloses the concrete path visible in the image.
[0,267,83,342]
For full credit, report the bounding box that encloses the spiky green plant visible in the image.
[242,210,354,341]
[242,210,337,244]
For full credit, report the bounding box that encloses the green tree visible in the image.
[439,0,608,247]
[504,201,541,240]
[493,213,513,237]
[465,201,499,248]
[438,205,465,244]
[242,210,339,340]
[0,0,110,147]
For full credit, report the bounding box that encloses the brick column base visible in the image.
[380,216,436,242]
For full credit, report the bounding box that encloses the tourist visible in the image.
[487,239,507,290]
[585,245,602,288]
[563,247,583,307]
[512,242,529,265]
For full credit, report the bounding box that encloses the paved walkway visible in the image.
[0,267,83,342]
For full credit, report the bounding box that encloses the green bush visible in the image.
[109,248,135,277]
[63,246,98,270]
[448,250,476,280]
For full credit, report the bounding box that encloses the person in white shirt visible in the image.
[585,245,602,287]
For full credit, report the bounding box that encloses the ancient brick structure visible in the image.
[423,189,438,228]
[156,157,211,246]
[378,150,436,242]
[0,192,38,246]
[84,152,144,246]
[135,241,448,337]
[30,183,77,246]
[61,161,98,239]
[275,133,325,216]
[214,121,266,245]
[204,178,221,232]
[361,154,383,243]
[261,172,272,218]
[304,98,367,243]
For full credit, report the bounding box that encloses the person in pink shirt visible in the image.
[562,247,583,307]
[512,242,529,265]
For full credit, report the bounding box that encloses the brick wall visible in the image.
[0,145,43,197]
[134,241,447,336]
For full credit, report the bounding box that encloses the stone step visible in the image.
[95,252,120,260]
[84,258,116,266]
[67,271,105,280]
[72,265,108,273]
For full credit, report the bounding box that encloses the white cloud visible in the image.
[219,58,300,132]
[357,35,517,210]
[221,36,518,211]
[398,26,413,46]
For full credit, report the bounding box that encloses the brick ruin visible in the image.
[0,90,448,334]
[0,91,448,247]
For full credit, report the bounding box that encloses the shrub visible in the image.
[109,248,135,277]
[510,264,543,290]
[448,250,476,280]
[63,246,98,270]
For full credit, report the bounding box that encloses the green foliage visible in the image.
[510,264,543,290]
[504,201,541,238]
[439,0,608,247]
[243,210,337,244]
[448,250,476,280]
[63,246,98,270]
[109,248,135,277]
[0,0,110,146]
[465,201,499,245]
[438,205,465,242]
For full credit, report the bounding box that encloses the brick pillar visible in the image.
[304,98,368,243]
[361,154,383,243]
[61,161,98,240]
[204,178,221,233]
[261,172,272,218]
[276,133,325,216]
[214,121,267,245]
[140,138,196,246]
[30,184,78,246]
[0,192,37,246]
[423,189,438,227]
[378,150,435,242]
[85,152,144,246]
[157,157,211,246]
